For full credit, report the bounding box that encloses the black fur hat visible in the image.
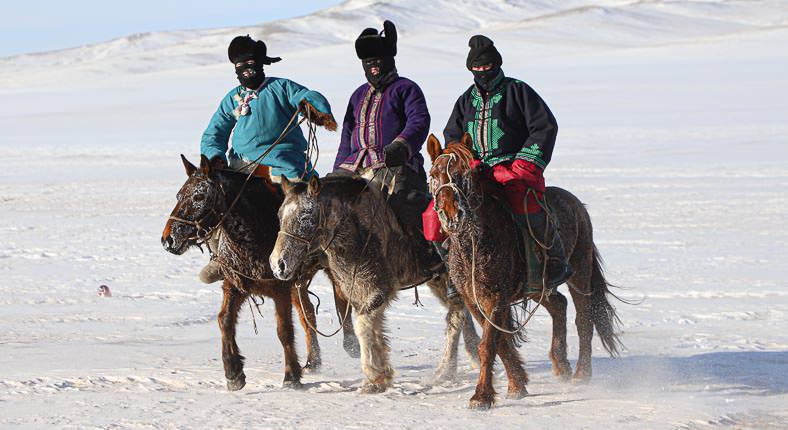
[355,20,397,59]
[466,35,502,70]
[228,35,282,65]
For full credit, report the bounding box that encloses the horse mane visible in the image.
[439,144,512,214]
[319,175,370,199]
[289,175,371,202]
[216,168,283,203]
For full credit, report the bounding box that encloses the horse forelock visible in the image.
[443,141,474,168]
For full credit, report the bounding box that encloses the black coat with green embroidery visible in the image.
[443,76,557,169]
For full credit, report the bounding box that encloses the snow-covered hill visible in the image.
[1,0,787,86]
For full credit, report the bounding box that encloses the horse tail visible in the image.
[590,245,625,357]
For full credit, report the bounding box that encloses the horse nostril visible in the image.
[278,260,287,275]
[162,235,174,249]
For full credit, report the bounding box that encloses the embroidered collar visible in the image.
[232,79,268,119]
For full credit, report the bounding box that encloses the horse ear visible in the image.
[426,134,443,162]
[280,175,293,194]
[181,154,197,176]
[307,175,321,196]
[460,133,474,151]
[199,154,212,174]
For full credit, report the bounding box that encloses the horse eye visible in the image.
[194,194,205,201]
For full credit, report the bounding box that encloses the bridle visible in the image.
[168,176,228,247]
[276,168,388,258]
[169,106,309,251]
[430,152,480,228]
[275,200,339,256]
[275,209,323,252]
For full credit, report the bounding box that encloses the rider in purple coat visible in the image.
[334,74,429,174]
[332,20,441,280]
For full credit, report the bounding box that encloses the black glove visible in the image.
[383,140,410,168]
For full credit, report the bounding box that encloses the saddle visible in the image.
[480,179,553,294]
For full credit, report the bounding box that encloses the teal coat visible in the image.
[200,77,333,179]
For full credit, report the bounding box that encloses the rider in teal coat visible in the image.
[200,35,336,181]
[197,35,336,284]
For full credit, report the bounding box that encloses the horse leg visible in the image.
[434,273,482,371]
[218,280,248,391]
[354,306,393,393]
[569,284,594,382]
[464,294,501,410]
[427,278,464,383]
[541,290,573,381]
[462,307,482,369]
[333,281,360,358]
[326,269,359,358]
[291,283,322,373]
[494,309,529,399]
[272,287,303,388]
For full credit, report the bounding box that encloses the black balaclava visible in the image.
[228,35,282,90]
[355,20,398,89]
[234,57,265,89]
[362,56,397,89]
[466,35,504,92]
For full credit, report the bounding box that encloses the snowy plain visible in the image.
[0,0,787,428]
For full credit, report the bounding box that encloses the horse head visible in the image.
[427,132,478,232]
[161,154,227,255]
[270,175,324,280]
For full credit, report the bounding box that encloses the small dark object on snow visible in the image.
[97,285,112,297]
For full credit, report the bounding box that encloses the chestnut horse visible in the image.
[161,155,359,391]
[426,133,623,409]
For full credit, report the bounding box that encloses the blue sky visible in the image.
[0,0,341,57]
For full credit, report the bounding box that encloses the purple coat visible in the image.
[334,76,430,172]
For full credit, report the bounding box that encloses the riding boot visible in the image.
[198,231,224,284]
[407,224,444,281]
[386,181,443,283]
[433,240,459,299]
[422,237,445,277]
[524,211,573,289]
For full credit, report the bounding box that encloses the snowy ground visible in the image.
[1,1,787,429]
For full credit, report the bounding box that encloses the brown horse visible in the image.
[161,155,359,391]
[426,133,623,409]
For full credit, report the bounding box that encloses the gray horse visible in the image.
[270,175,480,393]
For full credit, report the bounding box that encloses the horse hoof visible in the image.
[359,383,387,394]
[302,365,321,375]
[432,370,458,385]
[506,389,528,400]
[303,361,322,374]
[557,371,572,382]
[553,363,573,382]
[282,379,304,390]
[226,374,246,391]
[571,374,591,385]
[468,399,493,410]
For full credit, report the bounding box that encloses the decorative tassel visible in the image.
[232,90,258,119]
